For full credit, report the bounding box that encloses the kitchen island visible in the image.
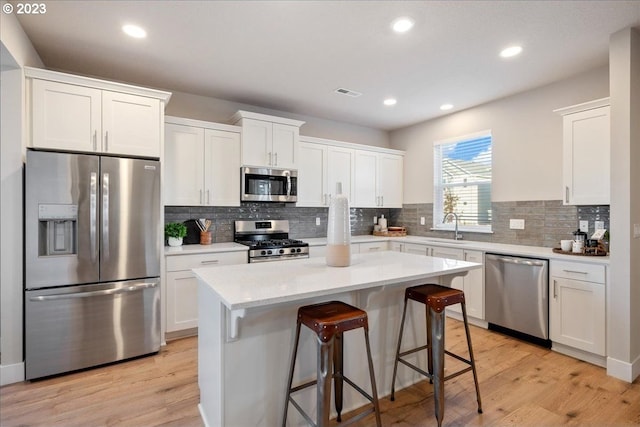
[194,251,481,427]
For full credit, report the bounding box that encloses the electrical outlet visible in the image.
[595,221,605,230]
[373,216,377,224]
[634,224,640,238]
[580,220,589,233]
[509,219,525,230]
[420,217,425,225]
[316,217,321,226]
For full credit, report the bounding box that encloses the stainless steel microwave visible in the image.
[241,167,297,203]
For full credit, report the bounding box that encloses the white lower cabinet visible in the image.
[550,260,606,357]
[165,251,246,334]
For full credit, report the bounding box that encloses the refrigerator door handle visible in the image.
[90,172,98,263]
[29,282,158,301]
[102,173,110,258]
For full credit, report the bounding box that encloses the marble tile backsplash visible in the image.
[165,200,608,248]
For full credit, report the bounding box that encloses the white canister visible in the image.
[560,240,573,251]
[572,241,584,253]
[378,214,388,232]
[326,182,351,267]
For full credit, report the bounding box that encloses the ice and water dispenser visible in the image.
[38,204,78,256]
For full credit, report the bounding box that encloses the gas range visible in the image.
[234,220,309,263]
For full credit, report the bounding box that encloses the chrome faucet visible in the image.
[443,212,463,240]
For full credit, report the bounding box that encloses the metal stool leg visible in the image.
[429,306,445,427]
[363,328,382,427]
[317,335,334,427]
[333,332,344,422]
[461,301,483,414]
[390,295,409,401]
[426,304,433,382]
[282,321,302,427]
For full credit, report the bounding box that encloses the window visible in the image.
[433,130,492,232]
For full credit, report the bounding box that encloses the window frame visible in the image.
[432,129,493,234]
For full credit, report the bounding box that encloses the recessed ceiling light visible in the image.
[391,17,414,33]
[500,45,522,58]
[122,24,147,39]
[440,104,454,111]
[384,98,397,106]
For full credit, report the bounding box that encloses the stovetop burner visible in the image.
[234,220,310,263]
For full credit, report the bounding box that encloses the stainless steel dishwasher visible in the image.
[485,253,550,346]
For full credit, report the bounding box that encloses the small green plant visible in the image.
[164,222,187,239]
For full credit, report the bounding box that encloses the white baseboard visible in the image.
[607,353,640,383]
[1,362,25,386]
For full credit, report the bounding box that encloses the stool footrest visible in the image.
[398,344,429,358]
[398,357,433,380]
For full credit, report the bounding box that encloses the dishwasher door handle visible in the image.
[497,257,546,267]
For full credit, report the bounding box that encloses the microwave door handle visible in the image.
[286,174,291,196]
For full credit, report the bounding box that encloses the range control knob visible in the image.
[296,248,302,253]
[267,250,273,255]
[290,248,296,253]
[279,249,285,254]
[261,250,267,256]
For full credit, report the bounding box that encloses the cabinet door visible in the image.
[166,270,199,332]
[241,118,272,167]
[272,123,298,169]
[431,247,465,298]
[562,106,610,205]
[204,129,241,206]
[378,153,403,208]
[353,150,378,208]
[298,142,328,207]
[550,277,605,355]
[102,91,161,157]
[164,124,205,205]
[31,79,101,152]
[327,146,355,203]
[463,250,484,319]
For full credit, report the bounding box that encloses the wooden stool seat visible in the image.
[390,284,482,427]
[283,301,382,427]
[298,301,368,342]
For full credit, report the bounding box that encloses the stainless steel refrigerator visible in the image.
[24,150,161,380]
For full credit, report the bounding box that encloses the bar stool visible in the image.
[390,284,482,427]
[282,301,382,427]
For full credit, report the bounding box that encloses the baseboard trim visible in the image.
[1,362,25,386]
[607,353,640,383]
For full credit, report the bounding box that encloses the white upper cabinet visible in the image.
[101,91,161,157]
[231,111,304,169]
[298,141,329,207]
[554,98,610,205]
[164,117,241,207]
[353,150,404,208]
[31,79,102,153]
[298,135,404,208]
[27,67,171,158]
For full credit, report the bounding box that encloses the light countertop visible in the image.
[166,235,608,265]
[193,250,481,310]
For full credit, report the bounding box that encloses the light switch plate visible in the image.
[420,217,425,225]
[316,217,321,226]
[509,219,525,230]
[595,221,605,230]
[580,220,589,232]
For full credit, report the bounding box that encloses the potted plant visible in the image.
[165,222,187,247]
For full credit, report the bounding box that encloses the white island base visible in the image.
[195,251,481,427]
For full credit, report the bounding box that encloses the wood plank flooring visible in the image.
[2,320,639,426]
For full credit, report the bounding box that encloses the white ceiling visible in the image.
[14,1,640,131]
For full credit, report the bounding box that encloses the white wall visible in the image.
[166,90,390,148]
[608,26,640,382]
[390,66,609,203]
[0,10,43,385]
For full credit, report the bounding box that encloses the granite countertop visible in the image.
[193,250,481,310]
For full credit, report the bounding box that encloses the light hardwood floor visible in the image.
[2,320,639,426]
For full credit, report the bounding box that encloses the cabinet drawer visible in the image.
[166,251,247,271]
[551,260,605,283]
[358,241,388,252]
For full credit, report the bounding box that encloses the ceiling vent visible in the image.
[334,87,362,98]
